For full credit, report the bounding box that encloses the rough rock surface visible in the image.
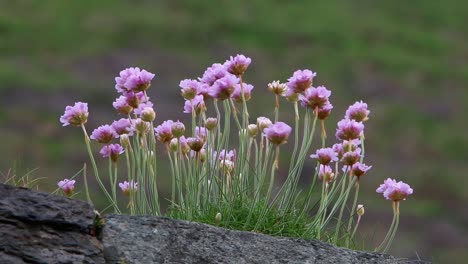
[0,184,104,263]
[103,214,406,264]
[0,184,422,263]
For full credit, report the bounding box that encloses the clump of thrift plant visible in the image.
[59,54,413,252]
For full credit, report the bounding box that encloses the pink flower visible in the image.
[58,179,76,196]
[133,101,154,115]
[224,54,252,76]
[199,63,228,86]
[119,180,138,196]
[155,120,174,143]
[179,79,200,100]
[195,126,208,139]
[115,67,155,93]
[113,95,133,115]
[345,101,370,122]
[310,148,338,165]
[351,162,372,178]
[60,102,89,127]
[90,125,118,144]
[186,136,205,152]
[184,95,206,114]
[124,91,147,109]
[377,178,413,202]
[214,149,236,162]
[286,69,317,95]
[318,165,335,183]
[264,121,292,145]
[231,82,254,103]
[299,86,332,109]
[208,74,239,100]
[335,118,364,141]
[317,103,333,120]
[112,118,134,136]
[100,144,124,162]
[341,149,361,166]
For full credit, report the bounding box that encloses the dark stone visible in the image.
[0,184,424,263]
[103,215,408,264]
[0,184,104,263]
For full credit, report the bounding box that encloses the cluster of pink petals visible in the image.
[119,180,138,196]
[335,118,364,141]
[341,148,362,166]
[60,102,89,127]
[199,63,229,86]
[232,83,254,103]
[155,120,174,143]
[377,178,413,202]
[299,86,332,110]
[264,121,292,145]
[179,79,200,100]
[58,179,76,195]
[100,144,124,162]
[208,74,239,100]
[115,67,155,93]
[318,164,335,183]
[224,54,252,76]
[343,162,372,178]
[345,101,370,122]
[215,149,236,162]
[183,95,205,114]
[90,125,118,144]
[112,118,134,136]
[310,148,338,165]
[286,69,317,95]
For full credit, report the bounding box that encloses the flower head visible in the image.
[224,54,252,76]
[335,118,364,141]
[60,102,89,127]
[317,103,333,120]
[100,144,124,162]
[199,63,228,86]
[231,82,254,103]
[171,121,185,138]
[310,148,338,165]
[183,95,206,114]
[286,69,317,95]
[179,79,200,100]
[299,86,332,109]
[133,101,154,115]
[195,126,208,139]
[256,117,272,132]
[264,121,292,145]
[58,179,76,196]
[208,74,239,100]
[345,101,370,122]
[112,118,134,136]
[318,164,335,183]
[115,67,155,93]
[90,125,118,144]
[119,180,138,196]
[133,118,150,135]
[186,136,205,152]
[376,178,413,202]
[341,149,361,166]
[155,120,174,143]
[267,81,287,96]
[205,118,218,131]
[113,95,133,115]
[350,162,372,178]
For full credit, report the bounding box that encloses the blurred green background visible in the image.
[1,0,466,262]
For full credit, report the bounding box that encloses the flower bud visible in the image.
[120,134,130,148]
[215,212,222,224]
[171,121,185,138]
[187,137,205,152]
[170,138,179,152]
[356,204,365,216]
[256,117,272,132]
[267,80,287,96]
[247,124,258,137]
[200,148,207,163]
[140,107,156,122]
[205,118,218,131]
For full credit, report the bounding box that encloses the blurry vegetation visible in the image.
[0,0,467,262]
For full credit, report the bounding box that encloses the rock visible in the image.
[0,184,104,263]
[103,214,405,264]
[0,184,419,263]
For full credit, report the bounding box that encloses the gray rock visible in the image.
[0,184,104,263]
[103,214,408,264]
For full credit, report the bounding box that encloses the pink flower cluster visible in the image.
[58,179,76,196]
[376,178,413,202]
[179,54,254,114]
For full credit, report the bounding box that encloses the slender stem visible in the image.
[345,182,360,247]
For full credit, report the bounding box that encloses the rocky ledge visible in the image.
[0,184,420,263]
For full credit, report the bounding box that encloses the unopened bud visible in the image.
[267,80,287,96]
[171,121,185,138]
[120,134,130,148]
[141,107,156,122]
[356,204,365,216]
[256,117,272,132]
[215,212,222,224]
[247,124,258,137]
[169,138,179,152]
[205,117,218,131]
